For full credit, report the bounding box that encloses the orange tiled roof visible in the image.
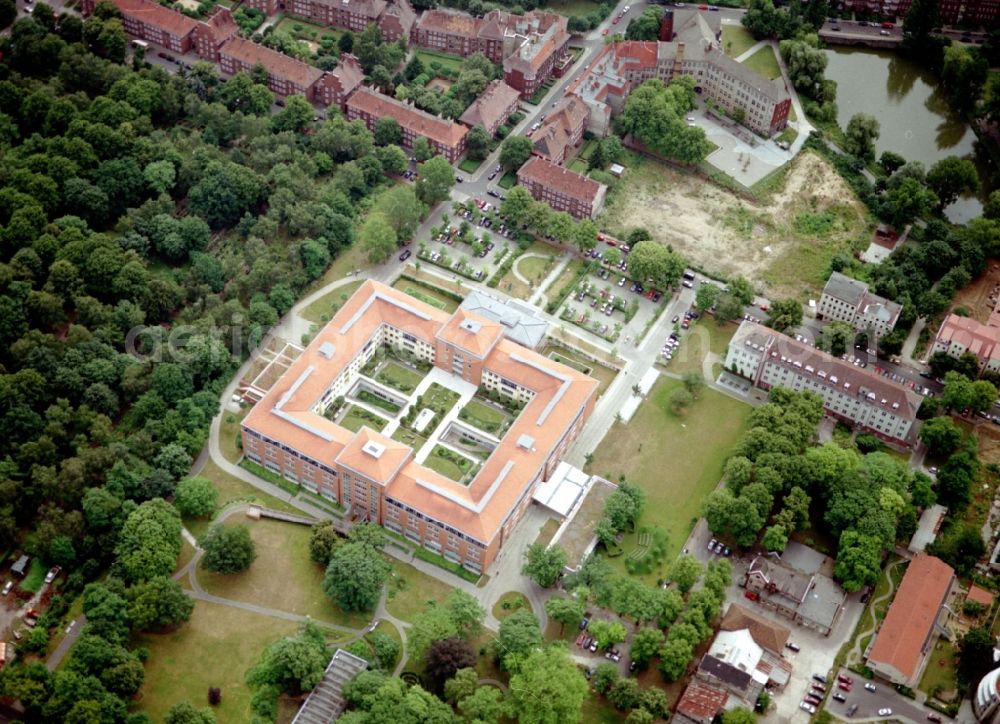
[220,37,325,89]
[967,584,995,608]
[242,280,598,544]
[459,79,520,131]
[346,88,469,149]
[867,554,954,681]
[201,6,238,46]
[436,309,505,358]
[416,8,482,35]
[115,0,199,37]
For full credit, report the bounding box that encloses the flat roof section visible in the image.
[548,475,617,571]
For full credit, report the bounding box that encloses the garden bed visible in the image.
[424,445,478,484]
[374,361,425,394]
[457,398,509,434]
[339,405,389,433]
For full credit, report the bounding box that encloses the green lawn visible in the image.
[423,383,460,417]
[722,24,758,57]
[384,558,454,622]
[541,343,619,398]
[357,390,401,413]
[340,405,389,433]
[538,0,602,17]
[665,319,737,376]
[492,591,531,621]
[459,158,483,174]
[391,426,428,450]
[424,445,475,483]
[135,600,300,723]
[919,638,959,698]
[458,398,508,434]
[569,159,589,174]
[20,559,46,594]
[390,277,462,313]
[218,408,248,464]
[376,361,425,394]
[498,172,517,189]
[275,15,345,44]
[414,49,464,75]
[187,461,303,539]
[195,519,371,628]
[586,378,752,582]
[741,45,781,80]
[497,241,560,300]
[301,280,365,325]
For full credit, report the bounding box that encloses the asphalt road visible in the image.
[826,669,942,723]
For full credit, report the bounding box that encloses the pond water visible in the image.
[823,47,993,223]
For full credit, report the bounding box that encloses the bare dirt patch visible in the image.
[977,422,1000,466]
[427,78,453,92]
[600,151,872,298]
[951,262,1000,324]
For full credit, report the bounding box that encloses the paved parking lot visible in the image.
[825,668,941,723]
[417,202,518,281]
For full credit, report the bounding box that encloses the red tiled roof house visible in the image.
[346,88,469,163]
[459,79,521,137]
[517,157,607,219]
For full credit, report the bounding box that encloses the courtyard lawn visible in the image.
[424,383,461,416]
[497,241,560,300]
[384,557,453,622]
[424,445,475,483]
[458,398,508,434]
[586,378,752,582]
[919,638,959,698]
[340,405,389,433]
[722,24,758,57]
[357,390,401,413]
[569,159,589,174]
[541,343,619,398]
[392,426,428,450]
[414,49,464,75]
[539,0,602,16]
[741,45,781,80]
[665,319,738,376]
[195,518,371,629]
[376,361,425,394]
[275,16,344,44]
[301,280,365,325]
[498,171,517,189]
[134,600,300,724]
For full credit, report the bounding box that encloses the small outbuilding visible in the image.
[10,556,30,578]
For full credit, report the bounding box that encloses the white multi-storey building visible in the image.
[726,321,921,445]
[817,272,901,338]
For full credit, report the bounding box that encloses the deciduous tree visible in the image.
[200,523,256,574]
[322,541,391,611]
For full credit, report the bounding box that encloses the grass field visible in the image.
[741,45,781,80]
[390,279,461,313]
[392,426,428,449]
[459,399,507,433]
[539,0,602,16]
[414,49,464,74]
[219,408,248,463]
[424,383,460,416]
[665,319,737,376]
[135,600,299,723]
[20,559,46,593]
[275,16,344,44]
[497,241,559,299]
[546,257,587,305]
[377,361,424,393]
[459,158,483,174]
[722,24,758,57]
[301,280,365,325]
[586,378,752,582]
[384,557,453,622]
[498,172,517,189]
[424,445,475,482]
[492,591,531,621]
[195,519,371,629]
[919,638,959,697]
[188,461,301,539]
[569,159,588,174]
[340,405,389,433]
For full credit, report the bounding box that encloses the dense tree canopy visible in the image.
[620,78,712,164]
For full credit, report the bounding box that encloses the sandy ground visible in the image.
[951,262,1000,324]
[600,151,870,298]
[175,0,200,10]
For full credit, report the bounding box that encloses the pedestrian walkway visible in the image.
[529,255,571,307]
[733,39,769,63]
[845,558,906,667]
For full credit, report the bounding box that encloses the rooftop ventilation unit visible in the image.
[459,319,482,334]
[516,434,535,450]
[319,341,336,359]
[362,441,385,459]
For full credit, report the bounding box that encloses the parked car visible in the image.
[804,695,822,706]
[588,639,598,652]
[707,538,717,551]
[44,566,60,584]
[838,681,852,692]
[579,616,590,630]
[575,633,586,646]
[838,674,854,685]
[1,581,11,596]
[864,682,877,693]
[878,708,892,717]
[799,703,816,714]
[785,642,801,652]
[847,704,858,717]
[832,692,847,703]
[398,249,412,262]
[926,715,942,723]
[812,674,828,684]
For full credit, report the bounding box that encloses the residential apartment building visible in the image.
[346,88,469,162]
[842,0,1000,26]
[932,313,1000,373]
[283,0,415,41]
[240,280,599,575]
[726,321,921,445]
[502,13,571,98]
[192,6,239,63]
[817,271,901,338]
[531,93,588,165]
[459,79,521,137]
[566,10,791,138]
[318,53,365,109]
[866,554,956,687]
[517,157,607,219]
[976,667,1000,724]
[80,0,199,54]
[220,37,316,98]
